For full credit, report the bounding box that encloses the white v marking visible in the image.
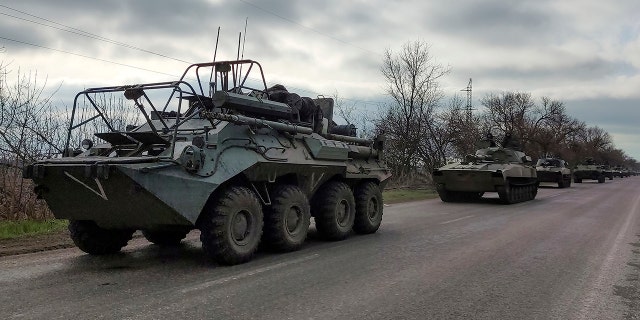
[64,171,109,201]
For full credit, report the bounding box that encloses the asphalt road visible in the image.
[2,177,640,319]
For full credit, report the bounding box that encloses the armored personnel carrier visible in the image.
[573,158,607,183]
[535,157,572,188]
[23,60,391,265]
[432,135,538,204]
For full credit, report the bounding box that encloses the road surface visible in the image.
[2,177,640,319]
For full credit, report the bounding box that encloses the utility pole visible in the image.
[460,78,472,122]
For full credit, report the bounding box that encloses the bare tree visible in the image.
[378,40,450,179]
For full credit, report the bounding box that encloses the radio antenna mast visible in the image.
[208,27,221,96]
[238,17,248,88]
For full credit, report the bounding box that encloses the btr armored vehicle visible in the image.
[573,158,607,183]
[432,135,538,204]
[535,158,572,188]
[23,59,391,265]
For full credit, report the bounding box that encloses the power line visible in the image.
[0,4,192,64]
[0,36,178,77]
[0,4,387,107]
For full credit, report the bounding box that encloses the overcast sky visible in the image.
[1,0,638,159]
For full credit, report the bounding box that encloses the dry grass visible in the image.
[0,165,53,221]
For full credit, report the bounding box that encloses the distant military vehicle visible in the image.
[536,158,572,188]
[23,59,391,265]
[612,166,627,178]
[432,134,538,204]
[573,158,607,183]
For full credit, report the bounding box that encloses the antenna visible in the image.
[460,78,472,121]
[235,32,242,89]
[209,27,221,96]
[238,17,248,90]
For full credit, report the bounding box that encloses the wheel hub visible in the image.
[285,206,302,234]
[337,199,350,226]
[232,210,251,243]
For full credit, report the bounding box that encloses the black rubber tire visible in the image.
[199,186,264,265]
[142,227,191,246]
[353,182,383,234]
[68,220,134,255]
[312,181,355,241]
[574,177,582,183]
[263,185,311,252]
[598,175,605,183]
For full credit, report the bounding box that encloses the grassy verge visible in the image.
[0,219,68,240]
[383,188,437,204]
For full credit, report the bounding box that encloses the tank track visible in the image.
[498,181,538,204]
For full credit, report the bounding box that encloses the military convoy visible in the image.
[23,60,391,265]
[535,158,572,188]
[432,135,538,204]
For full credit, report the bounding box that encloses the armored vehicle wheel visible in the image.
[68,220,134,255]
[142,227,191,246]
[353,182,383,234]
[598,176,605,183]
[312,181,355,241]
[199,186,264,265]
[263,185,310,252]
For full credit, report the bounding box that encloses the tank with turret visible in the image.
[535,157,572,188]
[22,59,391,265]
[432,134,538,204]
[573,158,608,183]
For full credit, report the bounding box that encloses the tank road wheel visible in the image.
[68,220,134,255]
[142,227,191,246]
[353,182,384,234]
[312,181,356,241]
[199,186,264,265]
[263,185,311,252]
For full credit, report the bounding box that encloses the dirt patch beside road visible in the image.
[0,230,74,257]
